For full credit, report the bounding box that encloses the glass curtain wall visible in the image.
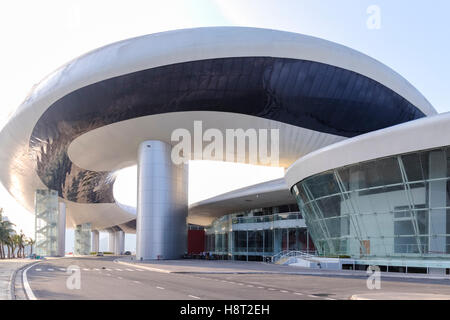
[205,205,314,261]
[292,146,450,260]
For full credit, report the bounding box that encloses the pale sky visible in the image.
[0,1,449,252]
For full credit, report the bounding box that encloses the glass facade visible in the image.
[292,146,450,261]
[35,189,59,257]
[205,205,315,261]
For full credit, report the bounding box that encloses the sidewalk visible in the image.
[0,259,36,300]
[116,257,450,281]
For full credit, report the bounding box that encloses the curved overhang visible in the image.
[0,27,436,231]
[285,112,450,189]
[188,178,295,226]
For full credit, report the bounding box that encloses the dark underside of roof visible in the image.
[29,56,425,204]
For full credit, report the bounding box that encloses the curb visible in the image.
[116,258,450,280]
[9,260,41,300]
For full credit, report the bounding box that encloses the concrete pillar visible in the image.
[428,151,447,254]
[91,230,99,253]
[114,230,125,255]
[57,202,66,257]
[108,231,116,253]
[136,140,188,260]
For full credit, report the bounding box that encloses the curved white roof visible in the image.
[189,178,295,225]
[0,27,436,231]
[285,112,450,189]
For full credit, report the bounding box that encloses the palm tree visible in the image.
[0,210,16,259]
[16,231,26,258]
[27,237,36,257]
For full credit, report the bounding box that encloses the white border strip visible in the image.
[115,259,171,273]
[23,262,41,300]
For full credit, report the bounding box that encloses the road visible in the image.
[21,256,450,300]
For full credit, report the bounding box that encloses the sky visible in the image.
[0,0,449,252]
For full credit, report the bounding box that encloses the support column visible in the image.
[91,230,99,253]
[114,230,125,255]
[57,202,66,257]
[136,140,188,260]
[108,230,116,253]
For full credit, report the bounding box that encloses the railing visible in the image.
[232,212,303,225]
[271,250,319,265]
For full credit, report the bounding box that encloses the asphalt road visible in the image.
[22,256,450,300]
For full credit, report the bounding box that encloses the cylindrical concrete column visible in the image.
[114,230,125,255]
[136,140,188,260]
[91,230,100,253]
[108,231,116,253]
[57,202,66,257]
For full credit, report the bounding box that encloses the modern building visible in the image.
[285,112,450,273]
[190,178,314,261]
[0,27,439,269]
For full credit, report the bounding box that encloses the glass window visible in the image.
[264,229,273,253]
[303,171,339,199]
[315,195,342,218]
[401,153,426,182]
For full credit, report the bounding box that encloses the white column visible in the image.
[91,230,99,253]
[57,202,66,257]
[136,140,188,260]
[114,230,125,255]
[108,231,116,253]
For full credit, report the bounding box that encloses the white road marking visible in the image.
[324,297,336,300]
[294,292,303,296]
[133,280,141,284]
[23,263,40,300]
[105,268,112,271]
[35,268,41,272]
[94,268,100,271]
[47,268,54,271]
[125,268,134,271]
[59,268,66,271]
[246,285,254,287]
[257,286,264,289]
[188,295,201,299]
[115,269,123,271]
[268,288,276,291]
[156,286,165,290]
[280,290,288,293]
[83,268,89,271]
[117,277,123,280]
[237,283,244,286]
[135,269,143,272]
[308,295,317,298]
